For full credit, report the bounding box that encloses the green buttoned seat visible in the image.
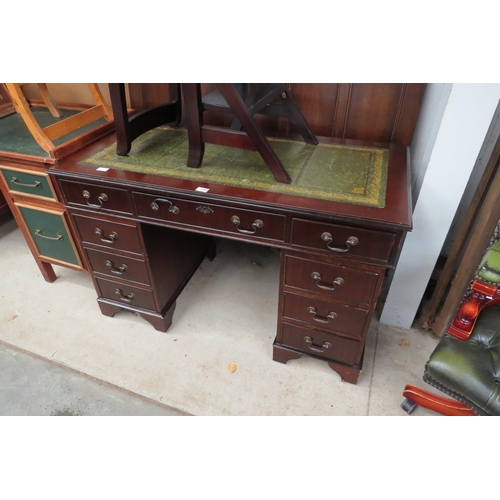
[402,240,500,416]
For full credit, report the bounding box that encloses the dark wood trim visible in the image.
[424,133,500,335]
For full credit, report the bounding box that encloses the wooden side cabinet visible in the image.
[0,161,86,281]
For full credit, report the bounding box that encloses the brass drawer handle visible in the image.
[321,232,359,253]
[304,336,332,353]
[311,272,344,291]
[151,198,180,215]
[307,306,337,323]
[115,288,135,303]
[83,190,108,208]
[95,228,118,244]
[231,215,264,235]
[11,176,41,188]
[35,229,63,241]
[105,260,128,275]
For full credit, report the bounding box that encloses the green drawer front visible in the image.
[19,207,80,266]
[1,168,55,199]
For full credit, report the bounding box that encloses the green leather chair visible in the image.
[402,240,500,416]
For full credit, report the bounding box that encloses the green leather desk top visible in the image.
[82,126,389,208]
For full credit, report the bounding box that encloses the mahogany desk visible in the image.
[49,134,411,384]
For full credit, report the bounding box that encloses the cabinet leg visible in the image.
[272,342,303,364]
[40,261,57,283]
[327,361,360,384]
[140,302,176,333]
[98,300,122,318]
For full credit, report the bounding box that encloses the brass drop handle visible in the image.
[304,336,332,353]
[11,177,41,188]
[95,228,118,244]
[151,198,180,214]
[105,260,128,275]
[83,190,108,208]
[231,216,264,235]
[311,272,344,291]
[115,289,135,303]
[34,229,63,241]
[321,232,359,253]
[307,306,337,324]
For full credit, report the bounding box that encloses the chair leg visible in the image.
[37,84,62,118]
[108,83,131,155]
[217,83,291,184]
[280,89,318,145]
[183,83,205,168]
[402,384,476,416]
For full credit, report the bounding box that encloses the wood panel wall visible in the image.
[128,83,426,146]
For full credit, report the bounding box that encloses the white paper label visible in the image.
[96,167,109,172]
[195,187,210,193]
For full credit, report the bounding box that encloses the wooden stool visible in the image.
[4,83,113,159]
[181,83,318,184]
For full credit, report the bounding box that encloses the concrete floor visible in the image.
[0,212,442,416]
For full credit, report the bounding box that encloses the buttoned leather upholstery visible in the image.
[425,304,500,416]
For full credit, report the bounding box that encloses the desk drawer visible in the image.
[85,247,150,285]
[95,277,156,311]
[283,254,380,306]
[281,322,360,365]
[291,218,396,263]
[17,204,81,266]
[59,180,133,215]
[1,167,56,200]
[72,213,143,255]
[282,291,368,337]
[134,192,286,243]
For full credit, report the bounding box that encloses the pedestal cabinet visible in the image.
[0,161,85,281]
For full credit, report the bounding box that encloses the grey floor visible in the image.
[0,212,442,416]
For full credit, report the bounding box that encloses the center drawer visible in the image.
[134,192,286,243]
[282,291,369,337]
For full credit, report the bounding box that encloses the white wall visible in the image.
[380,83,500,330]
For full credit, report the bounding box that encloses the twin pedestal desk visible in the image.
[48,133,411,384]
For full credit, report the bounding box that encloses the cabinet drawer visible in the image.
[283,254,380,306]
[59,180,133,215]
[134,192,286,243]
[281,322,360,365]
[291,218,396,263]
[72,213,143,255]
[85,247,150,285]
[17,204,81,266]
[282,291,369,337]
[1,167,56,200]
[95,277,156,311]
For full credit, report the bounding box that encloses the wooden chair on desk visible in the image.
[181,83,318,184]
[108,83,182,156]
[4,83,113,160]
